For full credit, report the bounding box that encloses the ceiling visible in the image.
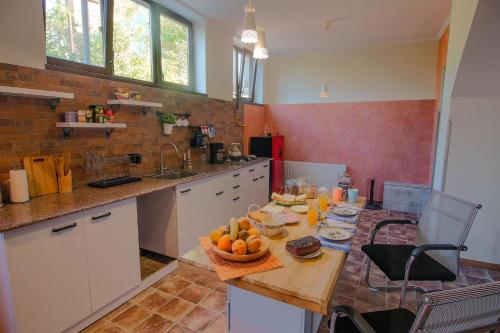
[177,0,451,53]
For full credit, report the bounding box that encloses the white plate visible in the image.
[318,228,353,241]
[291,205,308,214]
[289,248,323,260]
[332,207,358,217]
[262,205,285,214]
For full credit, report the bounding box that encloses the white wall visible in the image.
[264,41,438,105]
[440,0,500,265]
[432,0,479,190]
[204,18,234,101]
[444,97,500,264]
[0,0,46,69]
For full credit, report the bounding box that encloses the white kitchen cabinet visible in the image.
[83,198,141,311]
[176,179,213,256]
[2,214,92,333]
[174,161,271,257]
[0,198,141,333]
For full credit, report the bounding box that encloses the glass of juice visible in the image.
[318,190,329,213]
[308,201,319,227]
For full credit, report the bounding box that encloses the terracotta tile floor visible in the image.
[81,210,499,333]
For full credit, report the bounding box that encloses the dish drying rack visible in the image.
[83,152,142,188]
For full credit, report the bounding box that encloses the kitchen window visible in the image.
[158,10,193,88]
[45,0,107,71]
[113,0,153,82]
[43,0,194,90]
[233,46,257,103]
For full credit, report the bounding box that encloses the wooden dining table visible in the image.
[180,197,366,333]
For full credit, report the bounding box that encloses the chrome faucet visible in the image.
[160,143,180,174]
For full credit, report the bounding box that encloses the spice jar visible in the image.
[77,110,87,122]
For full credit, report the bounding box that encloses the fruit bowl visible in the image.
[210,236,270,262]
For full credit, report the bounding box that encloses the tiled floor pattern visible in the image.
[81,210,499,333]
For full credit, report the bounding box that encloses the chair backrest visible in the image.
[416,190,481,274]
[409,281,500,333]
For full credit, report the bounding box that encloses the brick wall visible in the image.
[0,63,243,187]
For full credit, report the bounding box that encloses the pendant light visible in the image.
[253,27,269,59]
[320,80,329,98]
[241,0,258,44]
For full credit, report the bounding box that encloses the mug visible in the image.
[332,187,346,201]
[348,188,359,204]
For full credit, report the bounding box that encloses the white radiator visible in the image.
[284,161,347,189]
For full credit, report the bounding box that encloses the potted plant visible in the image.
[157,111,177,135]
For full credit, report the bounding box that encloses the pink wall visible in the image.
[242,104,267,155]
[245,100,436,200]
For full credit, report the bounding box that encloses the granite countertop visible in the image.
[0,158,271,233]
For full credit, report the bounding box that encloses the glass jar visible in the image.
[285,179,299,195]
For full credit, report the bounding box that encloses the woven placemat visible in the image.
[199,236,284,281]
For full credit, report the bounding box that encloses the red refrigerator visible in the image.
[249,136,284,196]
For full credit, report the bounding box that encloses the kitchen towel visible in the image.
[199,236,284,281]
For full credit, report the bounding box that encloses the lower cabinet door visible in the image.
[4,214,92,333]
[83,198,141,311]
[177,181,207,256]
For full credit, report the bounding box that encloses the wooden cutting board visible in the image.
[23,156,59,197]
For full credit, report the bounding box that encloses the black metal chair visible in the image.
[361,190,481,307]
[329,281,500,333]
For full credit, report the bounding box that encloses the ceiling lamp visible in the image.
[241,0,258,44]
[253,28,268,59]
[320,80,329,98]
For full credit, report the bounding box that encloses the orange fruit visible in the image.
[231,239,247,255]
[248,228,260,237]
[247,237,262,254]
[217,235,232,252]
[237,217,252,231]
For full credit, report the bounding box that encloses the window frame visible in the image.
[233,45,257,104]
[153,4,194,91]
[44,0,113,75]
[43,0,195,92]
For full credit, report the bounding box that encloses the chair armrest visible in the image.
[411,244,468,258]
[369,219,417,244]
[331,305,376,333]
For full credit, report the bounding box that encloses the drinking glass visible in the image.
[318,190,329,213]
[308,201,319,227]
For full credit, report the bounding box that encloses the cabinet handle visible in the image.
[180,189,192,194]
[233,196,240,201]
[52,223,77,234]
[91,212,111,222]
[249,169,255,172]
[216,191,224,196]
[233,173,240,178]
[259,175,265,179]
[252,178,258,182]
[233,185,240,189]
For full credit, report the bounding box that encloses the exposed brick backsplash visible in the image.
[0,63,243,188]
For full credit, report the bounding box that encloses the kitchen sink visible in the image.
[148,170,198,180]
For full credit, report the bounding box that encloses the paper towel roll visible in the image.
[9,169,30,203]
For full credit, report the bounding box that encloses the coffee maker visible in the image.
[209,143,226,164]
